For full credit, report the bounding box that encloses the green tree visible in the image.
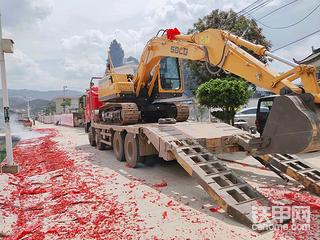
[196,77,252,124]
[43,102,56,115]
[188,9,271,88]
[61,98,71,113]
[109,39,124,67]
[127,56,139,64]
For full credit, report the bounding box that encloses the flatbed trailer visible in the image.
[89,120,320,229]
[90,121,274,228]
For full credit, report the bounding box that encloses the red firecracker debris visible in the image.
[162,211,168,220]
[152,180,168,188]
[209,207,221,213]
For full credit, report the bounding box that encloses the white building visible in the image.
[54,96,79,114]
[294,46,320,80]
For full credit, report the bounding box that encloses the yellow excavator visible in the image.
[96,28,320,155]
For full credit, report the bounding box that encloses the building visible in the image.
[294,46,320,80]
[113,64,138,74]
[54,96,80,114]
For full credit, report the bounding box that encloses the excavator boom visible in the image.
[172,29,320,154]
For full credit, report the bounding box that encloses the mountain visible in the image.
[0,89,83,101]
[0,89,83,115]
[12,99,52,115]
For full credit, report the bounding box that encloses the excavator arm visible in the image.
[135,28,320,101]
[133,28,320,154]
[176,29,320,101]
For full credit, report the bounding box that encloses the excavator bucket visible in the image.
[256,94,320,154]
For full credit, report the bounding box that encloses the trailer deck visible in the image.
[91,120,320,229]
[92,121,275,228]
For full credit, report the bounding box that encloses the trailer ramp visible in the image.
[235,134,320,196]
[168,138,274,229]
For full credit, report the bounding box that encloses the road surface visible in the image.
[0,122,319,239]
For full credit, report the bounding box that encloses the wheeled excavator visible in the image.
[89,27,320,155]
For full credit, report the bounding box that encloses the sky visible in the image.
[1,0,320,91]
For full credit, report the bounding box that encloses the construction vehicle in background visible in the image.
[83,28,320,229]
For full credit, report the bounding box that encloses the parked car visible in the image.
[234,107,269,127]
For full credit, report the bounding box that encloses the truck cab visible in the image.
[84,85,103,132]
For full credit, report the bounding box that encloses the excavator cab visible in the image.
[156,57,184,97]
[159,57,182,91]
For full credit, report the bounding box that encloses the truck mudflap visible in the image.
[257,95,320,154]
[168,138,276,229]
[234,134,320,196]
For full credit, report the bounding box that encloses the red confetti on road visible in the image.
[260,186,320,239]
[0,129,148,239]
[152,180,168,189]
[162,211,168,220]
[209,207,221,213]
[1,127,319,240]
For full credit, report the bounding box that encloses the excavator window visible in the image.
[159,57,181,90]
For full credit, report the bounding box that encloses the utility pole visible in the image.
[63,85,67,113]
[26,97,31,119]
[0,11,18,174]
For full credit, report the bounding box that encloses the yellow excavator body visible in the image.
[97,27,320,154]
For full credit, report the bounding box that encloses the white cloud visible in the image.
[59,0,244,84]
[61,30,112,82]
[145,0,207,31]
[1,0,320,92]
[5,49,60,90]
[0,0,54,29]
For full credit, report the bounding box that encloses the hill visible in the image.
[12,99,52,115]
[1,89,83,101]
[0,89,82,115]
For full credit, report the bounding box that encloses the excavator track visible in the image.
[234,134,320,196]
[121,103,140,125]
[174,103,189,122]
[100,103,140,125]
[168,138,274,229]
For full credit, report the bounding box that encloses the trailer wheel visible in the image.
[112,131,125,161]
[88,126,96,146]
[95,130,106,150]
[124,133,140,168]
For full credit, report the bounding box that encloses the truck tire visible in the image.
[112,131,125,161]
[88,126,96,146]
[95,129,106,150]
[124,133,140,168]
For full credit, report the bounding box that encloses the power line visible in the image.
[242,0,273,16]
[258,0,298,20]
[237,0,272,36]
[252,1,320,29]
[223,0,270,28]
[272,28,320,52]
[237,0,265,15]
